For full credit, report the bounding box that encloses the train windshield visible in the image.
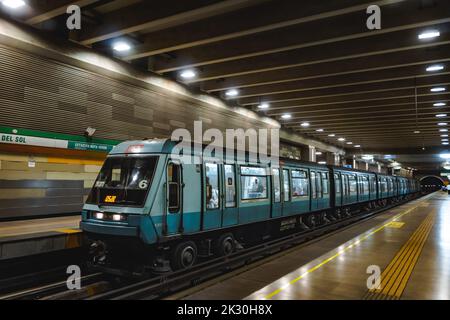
[86,156,158,207]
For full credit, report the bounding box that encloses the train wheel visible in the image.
[171,241,197,271]
[215,233,235,257]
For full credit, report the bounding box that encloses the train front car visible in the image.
[81,139,177,273]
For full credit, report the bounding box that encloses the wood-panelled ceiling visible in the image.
[3,0,450,160]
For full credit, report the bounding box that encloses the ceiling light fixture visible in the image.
[1,0,25,9]
[434,102,447,107]
[328,134,335,137]
[225,89,239,97]
[113,41,131,52]
[300,122,310,127]
[436,114,447,118]
[179,69,197,79]
[338,137,346,141]
[346,142,353,145]
[281,114,291,119]
[316,128,324,132]
[440,129,448,132]
[438,122,448,126]
[426,65,444,72]
[431,87,446,92]
[441,134,449,137]
[414,130,421,134]
[418,30,440,40]
[257,103,269,109]
[354,145,361,148]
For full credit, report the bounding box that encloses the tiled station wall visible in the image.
[0,148,103,219]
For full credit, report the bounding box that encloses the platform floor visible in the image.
[180,192,449,300]
[0,216,81,260]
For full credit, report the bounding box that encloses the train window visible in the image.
[311,171,317,199]
[272,168,281,203]
[349,175,357,194]
[369,176,374,193]
[291,170,309,197]
[224,165,236,207]
[322,172,329,194]
[283,169,290,202]
[381,178,387,193]
[168,163,181,213]
[205,163,220,209]
[240,166,268,200]
[334,174,341,194]
[316,173,323,198]
[87,156,158,207]
[360,176,369,195]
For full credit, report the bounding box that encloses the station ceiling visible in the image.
[2,0,450,167]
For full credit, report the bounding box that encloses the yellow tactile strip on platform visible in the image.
[364,212,435,300]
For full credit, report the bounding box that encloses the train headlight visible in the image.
[95,212,104,220]
[112,214,123,221]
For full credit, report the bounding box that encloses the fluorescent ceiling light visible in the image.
[281,114,291,119]
[431,87,446,92]
[179,69,197,79]
[316,152,323,155]
[328,134,335,137]
[258,103,269,109]
[443,142,449,145]
[441,134,449,137]
[1,0,25,9]
[440,129,448,132]
[316,128,324,132]
[438,122,448,126]
[418,30,440,40]
[436,114,447,118]
[300,122,310,127]
[414,130,420,134]
[440,153,450,159]
[434,102,447,107]
[426,65,444,72]
[338,137,346,141]
[113,41,131,52]
[346,142,353,145]
[225,89,239,97]
[354,145,361,148]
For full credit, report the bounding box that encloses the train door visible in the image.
[310,170,320,211]
[342,174,350,204]
[271,168,282,218]
[334,172,342,207]
[282,169,292,215]
[165,161,182,235]
[317,172,330,209]
[222,164,238,226]
[203,162,222,230]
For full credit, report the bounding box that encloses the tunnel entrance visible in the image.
[420,176,445,192]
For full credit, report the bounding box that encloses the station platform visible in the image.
[0,216,82,260]
[179,192,449,300]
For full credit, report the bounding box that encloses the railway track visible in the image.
[87,195,426,300]
[0,194,428,300]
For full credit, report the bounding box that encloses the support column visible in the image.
[326,152,339,166]
[377,163,382,173]
[301,145,316,162]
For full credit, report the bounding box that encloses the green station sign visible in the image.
[0,126,118,153]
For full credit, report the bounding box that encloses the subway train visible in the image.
[80,139,421,272]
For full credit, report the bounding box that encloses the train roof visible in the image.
[109,139,417,181]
